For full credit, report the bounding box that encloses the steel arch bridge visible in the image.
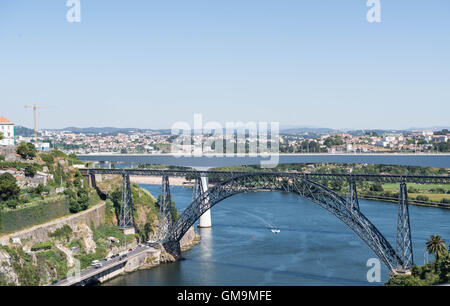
[80,168,441,272]
[163,173,405,272]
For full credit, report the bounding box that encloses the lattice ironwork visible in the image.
[193,176,204,202]
[165,173,404,271]
[85,168,450,185]
[119,173,135,230]
[157,174,173,242]
[396,183,414,269]
[347,179,360,211]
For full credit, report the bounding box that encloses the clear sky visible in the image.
[0,1,449,130]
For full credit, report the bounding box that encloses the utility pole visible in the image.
[24,104,55,145]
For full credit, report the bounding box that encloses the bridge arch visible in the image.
[166,173,402,272]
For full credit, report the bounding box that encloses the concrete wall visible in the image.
[0,146,18,161]
[0,202,105,246]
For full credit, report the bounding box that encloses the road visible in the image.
[51,243,158,286]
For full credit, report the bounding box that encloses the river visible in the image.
[103,184,450,286]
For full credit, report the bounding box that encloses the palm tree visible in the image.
[426,235,447,260]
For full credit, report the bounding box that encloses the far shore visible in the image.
[130,176,192,187]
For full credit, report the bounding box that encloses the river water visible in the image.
[103,184,450,286]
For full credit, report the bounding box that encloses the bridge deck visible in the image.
[82,168,450,184]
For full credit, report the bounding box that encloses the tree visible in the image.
[0,173,20,202]
[426,235,447,260]
[16,142,37,160]
[0,132,3,141]
[370,183,384,192]
[24,164,37,177]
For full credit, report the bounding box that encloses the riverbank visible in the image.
[98,227,201,286]
[132,179,450,210]
[130,176,191,186]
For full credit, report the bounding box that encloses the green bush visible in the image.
[0,172,20,202]
[48,225,73,241]
[16,142,37,160]
[0,196,70,234]
[416,195,430,202]
[36,249,68,282]
[370,183,384,192]
[31,241,53,251]
[24,164,38,177]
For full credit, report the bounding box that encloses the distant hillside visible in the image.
[48,127,171,136]
[14,125,34,137]
[406,126,450,132]
[281,127,339,136]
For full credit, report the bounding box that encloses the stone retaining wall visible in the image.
[0,202,105,246]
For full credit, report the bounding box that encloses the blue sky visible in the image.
[0,1,449,130]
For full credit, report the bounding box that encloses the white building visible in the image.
[0,116,15,146]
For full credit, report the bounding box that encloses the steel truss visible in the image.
[119,173,135,230]
[396,183,414,269]
[164,173,410,272]
[157,175,173,241]
[347,179,360,211]
[86,168,450,185]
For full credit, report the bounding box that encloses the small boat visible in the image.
[270,228,280,234]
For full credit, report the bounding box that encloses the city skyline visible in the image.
[1,1,450,130]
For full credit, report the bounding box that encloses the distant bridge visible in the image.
[81,168,450,273]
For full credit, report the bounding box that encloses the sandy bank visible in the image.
[130,176,192,186]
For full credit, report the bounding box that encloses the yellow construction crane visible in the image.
[24,104,56,144]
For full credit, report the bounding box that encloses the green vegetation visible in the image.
[75,224,134,270]
[48,224,73,241]
[386,235,449,286]
[0,173,20,205]
[0,245,40,286]
[23,164,37,178]
[0,195,70,234]
[0,172,163,285]
[426,235,447,260]
[31,241,54,251]
[0,242,69,285]
[212,163,450,206]
[0,149,103,234]
[109,182,160,242]
[435,141,450,153]
[16,142,37,160]
[323,136,345,148]
[36,249,68,283]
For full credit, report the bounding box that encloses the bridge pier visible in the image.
[162,240,182,260]
[347,179,359,211]
[119,173,135,234]
[158,175,173,241]
[198,175,212,228]
[396,182,414,270]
